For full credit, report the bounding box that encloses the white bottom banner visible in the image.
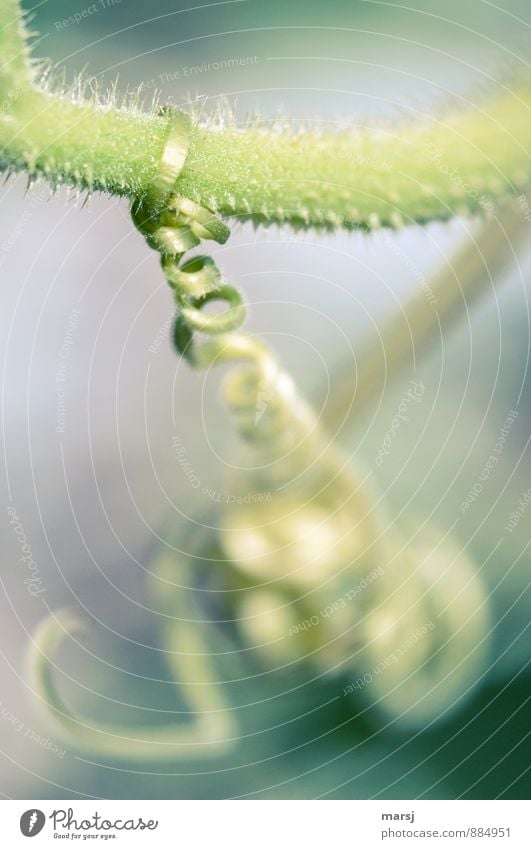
[1,800,528,848]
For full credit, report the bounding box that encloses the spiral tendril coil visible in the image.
[29,109,492,760]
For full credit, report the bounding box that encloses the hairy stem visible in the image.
[179,90,531,229]
[32,607,237,761]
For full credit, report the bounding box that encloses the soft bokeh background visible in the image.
[0,0,529,798]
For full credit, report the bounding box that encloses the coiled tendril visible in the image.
[131,108,322,475]
[30,108,331,763]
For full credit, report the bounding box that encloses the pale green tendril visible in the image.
[3,0,506,757]
[32,604,237,761]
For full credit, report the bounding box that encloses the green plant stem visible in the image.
[32,603,237,761]
[1,1,530,228]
